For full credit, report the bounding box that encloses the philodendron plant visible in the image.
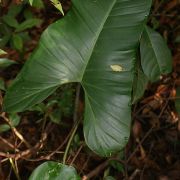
[3,0,172,178]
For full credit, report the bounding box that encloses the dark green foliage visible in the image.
[29,161,80,180]
[0,3,42,52]
[140,26,172,82]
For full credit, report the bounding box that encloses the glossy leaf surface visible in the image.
[4,0,152,156]
[140,26,172,82]
[29,161,80,180]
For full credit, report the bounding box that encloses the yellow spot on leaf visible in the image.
[110,65,123,72]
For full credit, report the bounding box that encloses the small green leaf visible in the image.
[29,0,34,6]
[0,113,20,133]
[15,18,42,32]
[29,161,80,180]
[24,9,34,20]
[2,15,19,28]
[7,4,23,17]
[175,87,180,115]
[46,100,58,108]
[0,49,7,55]
[151,17,159,30]
[140,26,172,82]
[0,23,12,47]
[29,0,44,8]
[132,69,148,104]
[0,22,12,36]
[0,35,11,47]
[0,58,17,68]
[27,103,46,113]
[18,32,31,42]
[109,151,124,173]
[49,109,61,124]
[12,34,23,51]
[50,0,64,15]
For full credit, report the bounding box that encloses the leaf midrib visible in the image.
[80,0,116,82]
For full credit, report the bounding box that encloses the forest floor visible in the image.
[0,0,179,179]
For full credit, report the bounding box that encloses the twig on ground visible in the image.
[0,136,20,152]
[9,158,20,180]
[127,127,153,163]
[70,143,84,166]
[140,142,155,180]
[23,121,79,162]
[82,157,125,180]
[0,122,52,160]
[82,160,109,180]
[129,169,141,180]
[0,112,31,149]
[80,156,90,175]
[0,132,47,160]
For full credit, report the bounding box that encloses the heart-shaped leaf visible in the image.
[29,161,80,180]
[140,26,172,82]
[3,0,152,156]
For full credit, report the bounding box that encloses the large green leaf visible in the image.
[29,161,80,180]
[3,0,152,156]
[140,26,172,82]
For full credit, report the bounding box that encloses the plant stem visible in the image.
[1,113,31,149]
[63,84,81,164]
[9,158,21,180]
[63,120,80,164]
